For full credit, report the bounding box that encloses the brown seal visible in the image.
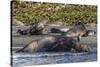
[16,36,91,53]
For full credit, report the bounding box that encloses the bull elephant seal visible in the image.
[16,36,91,53]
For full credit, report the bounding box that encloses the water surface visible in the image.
[12,48,97,67]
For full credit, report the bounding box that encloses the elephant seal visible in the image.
[16,23,45,35]
[46,36,91,52]
[62,21,95,37]
[62,21,87,37]
[16,36,57,52]
[17,29,29,35]
[16,36,91,53]
[29,23,45,35]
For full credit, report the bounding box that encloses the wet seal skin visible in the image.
[16,36,91,53]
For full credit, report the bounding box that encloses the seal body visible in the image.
[62,22,87,37]
[16,36,91,53]
[16,36,57,52]
[16,23,45,35]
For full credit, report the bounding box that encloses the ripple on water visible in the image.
[12,49,97,67]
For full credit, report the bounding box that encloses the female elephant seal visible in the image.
[16,36,91,53]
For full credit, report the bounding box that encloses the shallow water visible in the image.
[12,48,97,67]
